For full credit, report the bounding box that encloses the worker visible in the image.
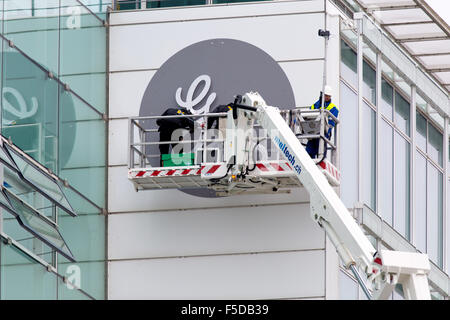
[305,85,339,160]
[156,107,195,166]
[207,104,233,129]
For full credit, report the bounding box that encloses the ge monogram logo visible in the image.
[176,75,216,117]
[140,38,295,197]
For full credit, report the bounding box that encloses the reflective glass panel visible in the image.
[394,92,410,136]
[341,40,357,88]
[148,0,208,7]
[363,60,376,105]
[60,0,107,113]
[59,86,106,209]
[57,272,92,300]
[1,209,54,265]
[0,143,19,170]
[381,78,393,120]
[3,163,54,218]
[426,163,443,267]
[58,209,105,262]
[415,111,427,151]
[340,82,358,208]
[362,103,376,210]
[414,152,427,253]
[3,0,60,74]
[5,144,75,216]
[58,260,105,300]
[427,123,443,167]
[3,188,74,262]
[380,119,393,225]
[1,240,57,300]
[394,133,410,240]
[2,46,59,171]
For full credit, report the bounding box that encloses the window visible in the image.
[415,113,444,268]
[340,82,358,208]
[416,111,427,151]
[428,123,443,166]
[427,163,443,267]
[379,119,393,225]
[394,92,410,136]
[394,133,410,239]
[363,61,376,105]
[381,78,393,120]
[362,102,376,210]
[2,188,75,262]
[1,141,76,217]
[414,152,427,253]
[341,40,357,88]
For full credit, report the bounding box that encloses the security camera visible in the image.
[318,29,330,38]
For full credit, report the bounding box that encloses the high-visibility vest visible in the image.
[311,102,339,112]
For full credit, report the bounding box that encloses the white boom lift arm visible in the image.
[231,92,431,300]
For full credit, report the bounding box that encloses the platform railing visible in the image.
[129,107,339,170]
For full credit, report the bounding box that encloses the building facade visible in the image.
[0,0,449,300]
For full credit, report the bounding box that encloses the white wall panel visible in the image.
[279,60,324,108]
[110,1,324,26]
[108,250,325,299]
[109,119,129,166]
[108,165,310,212]
[109,70,155,119]
[109,61,325,167]
[110,13,325,72]
[108,203,324,260]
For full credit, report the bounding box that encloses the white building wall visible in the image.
[108,0,341,300]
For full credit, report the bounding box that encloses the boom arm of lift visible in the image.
[234,92,431,300]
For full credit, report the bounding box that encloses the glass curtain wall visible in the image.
[114,0,271,10]
[341,29,445,270]
[415,108,444,268]
[0,0,107,300]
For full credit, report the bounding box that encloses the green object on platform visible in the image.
[162,153,194,167]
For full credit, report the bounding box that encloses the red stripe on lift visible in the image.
[374,257,383,266]
[196,166,205,175]
[136,171,146,177]
[166,170,177,176]
[319,161,326,170]
[181,169,192,175]
[270,163,284,171]
[207,165,221,174]
[256,163,268,171]
[151,170,161,176]
[285,162,292,169]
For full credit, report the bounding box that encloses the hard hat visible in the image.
[324,85,333,96]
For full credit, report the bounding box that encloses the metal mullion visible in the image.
[376,49,381,217]
[392,115,396,228]
[357,16,363,204]
[417,108,445,136]
[362,96,376,111]
[340,76,359,95]
[416,145,445,174]
[443,117,448,273]
[410,85,416,242]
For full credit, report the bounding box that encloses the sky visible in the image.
[424,0,450,26]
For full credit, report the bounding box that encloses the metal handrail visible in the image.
[129,112,229,169]
[129,108,340,170]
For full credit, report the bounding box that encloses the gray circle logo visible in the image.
[140,38,295,197]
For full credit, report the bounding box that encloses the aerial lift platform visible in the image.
[129,103,340,196]
[128,92,431,300]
